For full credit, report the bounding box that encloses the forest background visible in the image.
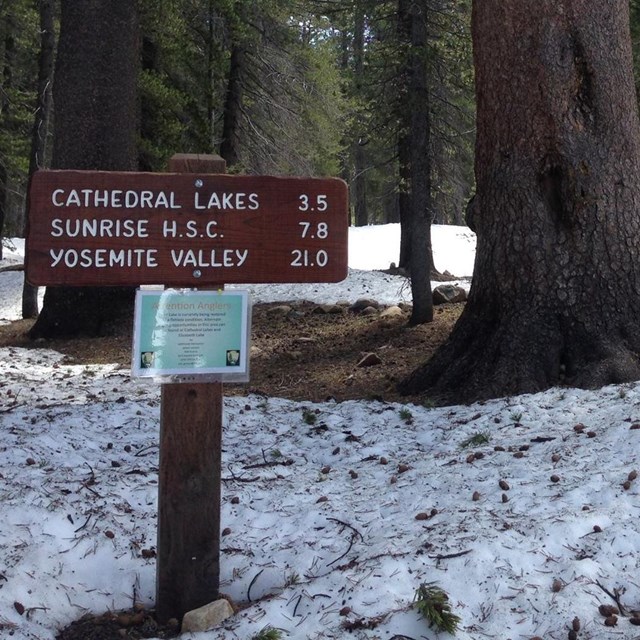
[0,0,475,246]
[7,1,640,405]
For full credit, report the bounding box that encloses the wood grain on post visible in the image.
[156,153,226,622]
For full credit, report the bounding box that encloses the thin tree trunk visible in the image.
[207,0,216,153]
[401,0,640,403]
[397,0,411,269]
[407,0,433,325]
[0,20,15,261]
[353,1,368,227]
[339,28,352,220]
[219,43,245,168]
[23,0,55,319]
[0,163,5,262]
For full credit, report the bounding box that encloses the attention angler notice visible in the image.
[132,289,250,379]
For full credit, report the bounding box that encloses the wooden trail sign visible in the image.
[26,169,348,287]
[25,153,349,623]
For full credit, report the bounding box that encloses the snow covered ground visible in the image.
[2,225,640,640]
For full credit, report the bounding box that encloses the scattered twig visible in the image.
[74,514,92,533]
[479,602,494,622]
[84,463,96,484]
[247,569,264,602]
[223,465,261,483]
[244,459,294,470]
[429,549,472,561]
[595,580,627,616]
[0,264,24,273]
[343,613,389,631]
[79,463,101,498]
[292,594,303,617]
[327,517,363,541]
[25,606,49,620]
[0,404,26,414]
[326,518,364,568]
[327,537,356,567]
[222,475,262,483]
[134,444,158,457]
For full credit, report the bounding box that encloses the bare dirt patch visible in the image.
[0,302,463,404]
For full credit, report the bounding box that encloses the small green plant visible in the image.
[399,408,414,424]
[460,431,491,448]
[251,626,284,640]
[270,449,282,459]
[422,397,436,409]
[510,411,523,424]
[414,582,460,635]
[302,409,317,425]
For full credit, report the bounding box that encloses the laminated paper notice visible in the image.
[132,289,250,381]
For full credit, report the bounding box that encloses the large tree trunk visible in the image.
[400,0,640,403]
[29,0,139,339]
[22,0,55,319]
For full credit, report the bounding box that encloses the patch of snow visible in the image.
[2,225,639,639]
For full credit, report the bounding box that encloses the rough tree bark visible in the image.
[400,0,640,403]
[0,16,15,261]
[352,0,368,227]
[396,0,433,323]
[29,0,139,339]
[219,43,245,168]
[397,0,412,269]
[23,0,55,319]
[406,0,433,325]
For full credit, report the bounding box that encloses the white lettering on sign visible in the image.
[185,220,219,238]
[51,189,182,209]
[298,221,329,239]
[161,220,221,238]
[50,248,158,268]
[194,192,259,210]
[290,249,329,267]
[50,218,149,238]
[298,194,328,212]
[27,172,348,286]
[163,220,178,237]
[170,249,248,268]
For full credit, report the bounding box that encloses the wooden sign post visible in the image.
[26,154,349,623]
[157,154,226,622]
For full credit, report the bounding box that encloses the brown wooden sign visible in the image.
[26,170,349,286]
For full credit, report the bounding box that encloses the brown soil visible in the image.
[0,301,463,405]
